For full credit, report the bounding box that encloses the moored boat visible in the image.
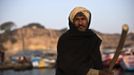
[120,48,134,71]
[31,56,55,68]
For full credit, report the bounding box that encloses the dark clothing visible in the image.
[56,29,103,75]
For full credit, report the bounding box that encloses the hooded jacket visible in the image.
[56,7,103,75]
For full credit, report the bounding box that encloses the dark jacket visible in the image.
[56,12,103,75]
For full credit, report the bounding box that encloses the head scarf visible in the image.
[69,7,91,23]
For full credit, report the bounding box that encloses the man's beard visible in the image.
[77,26,87,32]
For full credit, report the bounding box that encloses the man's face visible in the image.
[73,15,88,32]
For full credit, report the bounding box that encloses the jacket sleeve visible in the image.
[91,38,103,70]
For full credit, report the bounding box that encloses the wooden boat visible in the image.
[120,48,134,71]
[31,56,55,68]
[38,59,45,68]
[31,56,40,68]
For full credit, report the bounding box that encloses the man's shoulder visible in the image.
[89,29,102,41]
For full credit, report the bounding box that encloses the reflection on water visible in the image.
[0,69,55,75]
[0,68,134,75]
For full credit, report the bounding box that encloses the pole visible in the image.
[109,24,129,71]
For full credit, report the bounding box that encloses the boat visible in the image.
[44,58,55,68]
[38,58,45,68]
[31,56,55,68]
[120,48,134,71]
[31,56,41,68]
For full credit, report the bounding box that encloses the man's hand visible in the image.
[99,69,114,75]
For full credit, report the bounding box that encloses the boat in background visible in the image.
[120,48,134,71]
[31,56,41,68]
[31,56,55,68]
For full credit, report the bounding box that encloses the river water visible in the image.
[0,68,134,75]
[0,69,55,75]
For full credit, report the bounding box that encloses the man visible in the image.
[56,7,113,75]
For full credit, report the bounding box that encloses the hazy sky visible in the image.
[0,0,134,33]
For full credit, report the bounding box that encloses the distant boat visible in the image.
[38,59,45,68]
[120,48,134,71]
[31,56,41,68]
[31,56,55,68]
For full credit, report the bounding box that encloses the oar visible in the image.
[108,24,129,71]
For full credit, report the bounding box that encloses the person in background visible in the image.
[56,6,113,75]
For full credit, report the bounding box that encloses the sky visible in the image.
[0,0,134,33]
